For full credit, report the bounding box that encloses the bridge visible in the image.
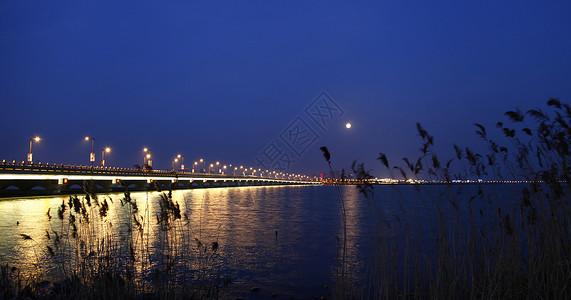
[0,160,320,198]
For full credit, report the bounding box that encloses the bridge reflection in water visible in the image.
[0,186,362,298]
[0,160,320,197]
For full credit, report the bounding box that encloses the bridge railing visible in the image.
[0,160,314,182]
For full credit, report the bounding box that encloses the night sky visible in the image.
[1,1,570,178]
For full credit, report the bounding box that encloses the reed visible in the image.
[344,99,570,299]
[321,146,351,298]
[315,99,569,298]
[0,184,227,299]
[2,99,568,299]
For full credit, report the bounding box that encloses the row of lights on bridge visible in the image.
[25,136,313,180]
[29,136,111,167]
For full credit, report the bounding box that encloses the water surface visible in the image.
[0,184,520,298]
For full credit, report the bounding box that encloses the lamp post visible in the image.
[193,161,198,173]
[178,154,184,171]
[199,158,204,173]
[143,148,152,167]
[27,136,40,163]
[209,164,214,174]
[101,147,111,167]
[84,136,95,167]
[172,158,179,171]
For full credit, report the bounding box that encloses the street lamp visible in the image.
[84,136,95,167]
[193,161,198,173]
[27,136,40,163]
[209,163,214,174]
[177,154,184,171]
[143,147,152,167]
[101,147,111,167]
[199,158,204,173]
[172,158,179,171]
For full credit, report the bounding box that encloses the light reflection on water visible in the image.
[0,186,363,298]
[0,184,520,298]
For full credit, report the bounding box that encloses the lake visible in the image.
[0,184,524,299]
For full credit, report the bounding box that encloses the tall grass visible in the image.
[0,184,227,299]
[321,146,351,298]
[2,99,569,299]
[330,99,570,298]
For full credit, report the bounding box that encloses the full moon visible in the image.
[345,122,352,129]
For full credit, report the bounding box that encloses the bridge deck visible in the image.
[0,161,320,197]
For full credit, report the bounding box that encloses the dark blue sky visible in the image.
[1,0,570,178]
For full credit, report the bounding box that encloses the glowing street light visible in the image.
[27,136,40,163]
[143,147,152,167]
[84,136,95,167]
[172,157,179,171]
[101,147,111,167]
[177,154,184,170]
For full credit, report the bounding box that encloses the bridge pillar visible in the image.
[171,179,191,189]
[0,179,59,196]
[189,179,202,188]
[204,180,216,188]
[57,179,114,194]
[117,180,147,191]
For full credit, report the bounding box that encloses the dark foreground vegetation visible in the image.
[1,187,228,299]
[327,99,570,299]
[1,99,569,299]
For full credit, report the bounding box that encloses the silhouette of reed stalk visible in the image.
[320,146,350,298]
[353,98,570,299]
[1,185,227,299]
